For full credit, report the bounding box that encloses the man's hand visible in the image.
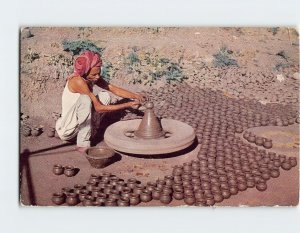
[134,92,148,103]
[128,100,141,109]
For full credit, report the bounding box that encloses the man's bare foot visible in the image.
[76,146,89,153]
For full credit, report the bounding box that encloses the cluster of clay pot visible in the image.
[21,125,43,137]
[167,137,297,206]
[53,165,77,177]
[243,131,273,149]
[188,66,299,104]
[52,173,154,206]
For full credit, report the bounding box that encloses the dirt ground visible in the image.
[19,27,299,207]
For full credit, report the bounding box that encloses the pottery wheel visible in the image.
[104,119,195,155]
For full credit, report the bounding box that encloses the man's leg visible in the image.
[76,95,93,148]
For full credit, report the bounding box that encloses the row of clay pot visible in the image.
[21,125,43,137]
[243,132,273,149]
[53,164,77,177]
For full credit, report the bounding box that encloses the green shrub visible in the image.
[213,46,238,68]
[101,62,113,82]
[62,40,104,56]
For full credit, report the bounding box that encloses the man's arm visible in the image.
[96,78,146,101]
[68,76,139,113]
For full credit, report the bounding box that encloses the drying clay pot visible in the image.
[173,190,184,200]
[160,193,172,205]
[263,140,273,149]
[52,192,65,205]
[31,128,41,137]
[281,162,292,170]
[152,187,162,200]
[270,169,280,178]
[105,198,117,207]
[129,194,141,206]
[66,193,79,206]
[53,164,64,175]
[184,195,195,205]
[256,182,267,192]
[117,197,130,207]
[64,166,76,177]
[140,190,152,202]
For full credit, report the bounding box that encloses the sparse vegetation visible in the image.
[276,50,289,61]
[274,62,291,71]
[269,27,280,35]
[124,48,187,86]
[24,47,40,63]
[101,62,113,82]
[213,46,238,68]
[47,54,73,66]
[62,40,104,56]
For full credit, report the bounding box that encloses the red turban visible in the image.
[69,51,102,79]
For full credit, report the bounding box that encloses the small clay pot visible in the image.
[184,194,195,205]
[160,193,172,205]
[133,184,145,195]
[79,190,90,202]
[152,187,162,200]
[126,178,137,189]
[281,162,292,171]
[263,140,273,149]
[105,198,117,206]
[173,190,184,200]
[270,169,280,178]
[66,193,79,206]
[289,157,297,167]
[117,197,130,207]
[237,182,248,191]
[140,190,152,202]
[214,193,224,203]
[115,181,125,192]
[221,190,231,199]
[206,197,215,206]
[61,187,73,195]
[53,164,64,175]
[255,137,264,146]
[256,182,267,192]
[31,128,41,137]
[261,172,271,181]
[229,186,238,195]
[74,184,85,194]
[247,135,256,143]
[52,192,65,205]
[129,193,140,206]
[64,166,76,177]
[82,196,95,206]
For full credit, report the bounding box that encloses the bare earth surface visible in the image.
[20,27,299,207]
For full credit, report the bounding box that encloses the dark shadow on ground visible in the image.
[118,137,199,159]
[19,142,75,206]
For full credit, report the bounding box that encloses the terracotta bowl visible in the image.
[85,147,115,169]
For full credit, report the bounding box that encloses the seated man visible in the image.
[55,50,144,152]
